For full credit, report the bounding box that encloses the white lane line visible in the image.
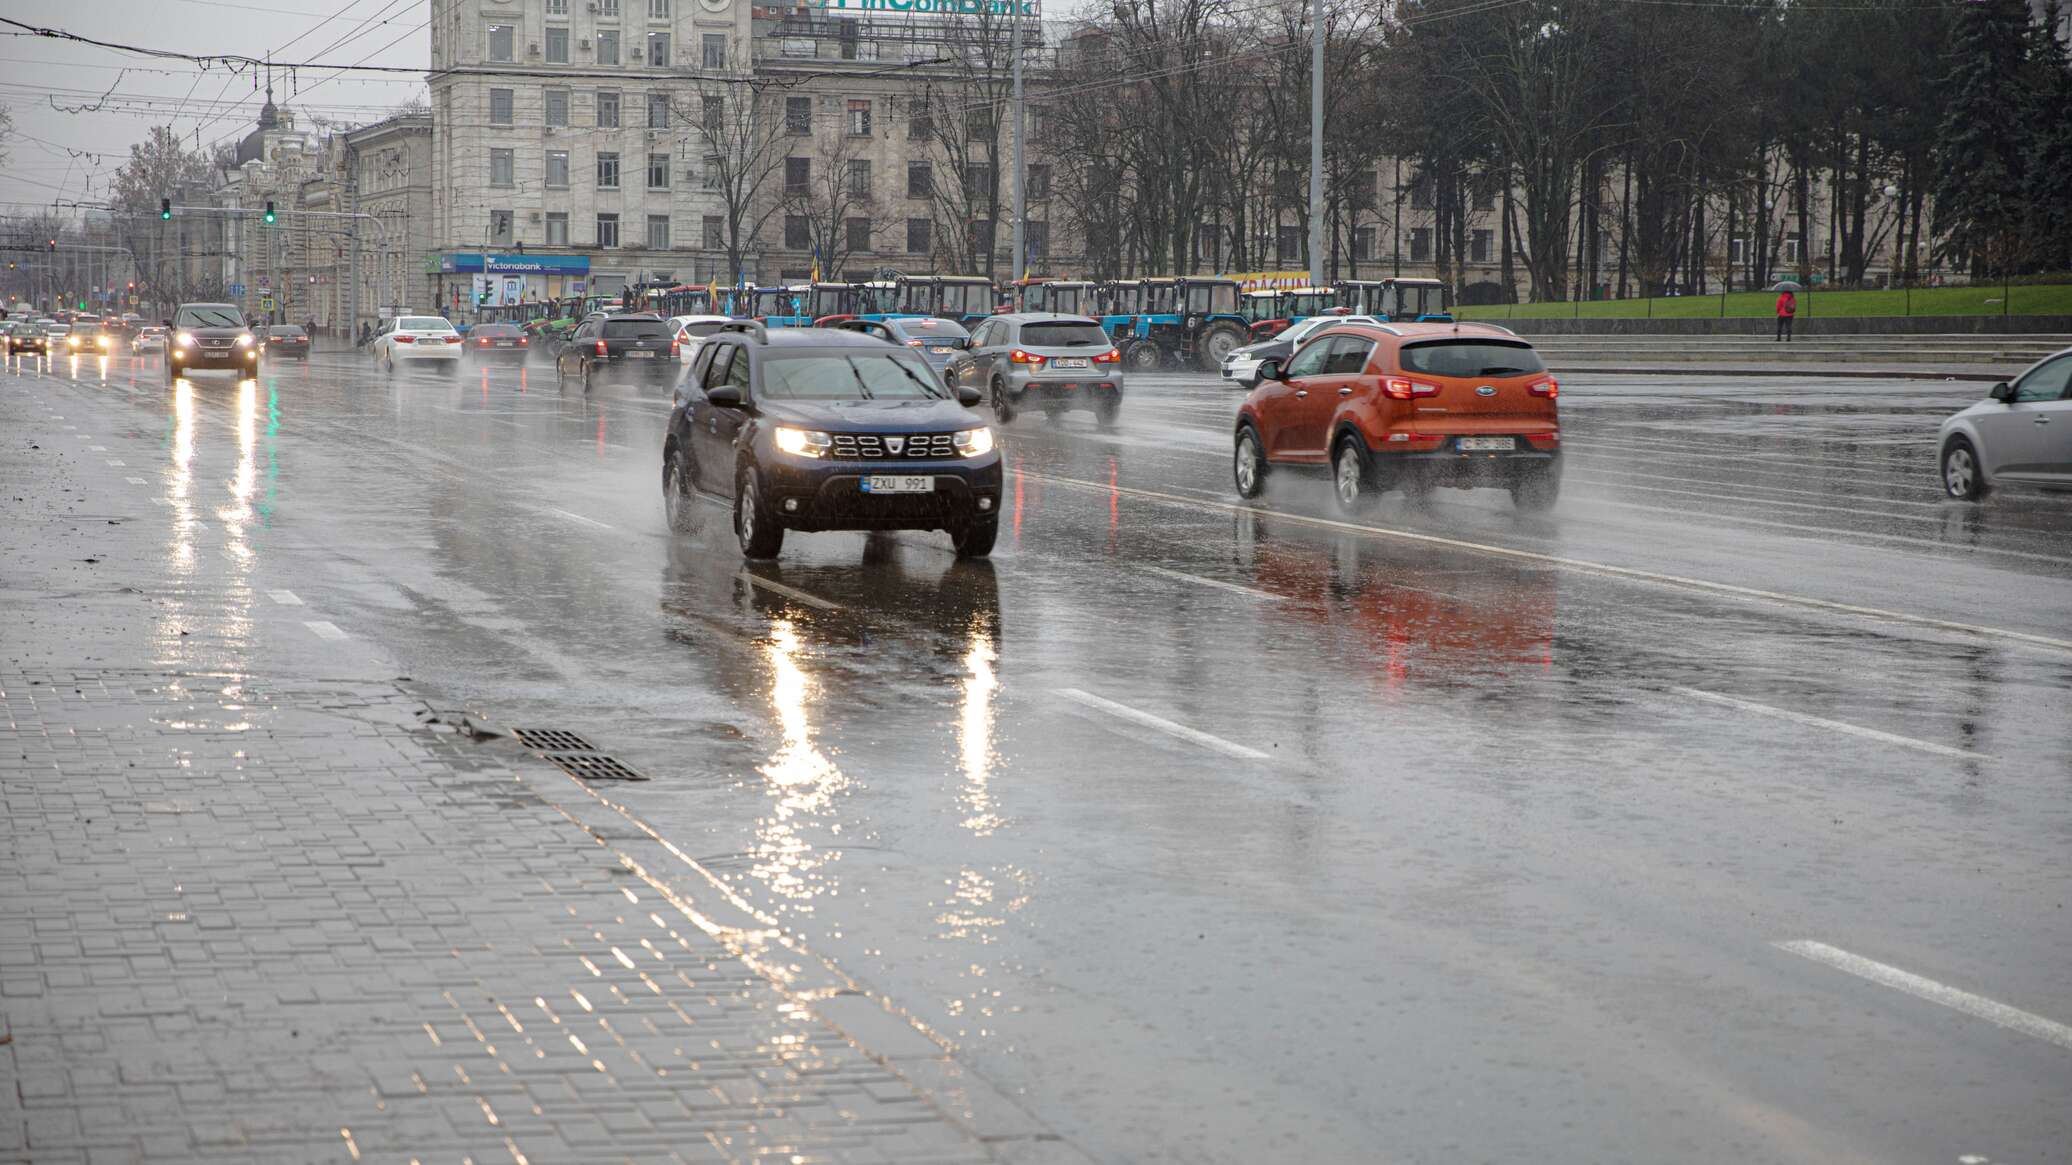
[1670,687,1991,760]
[303,620,349,640]
[547,507,615,530]
[269,590,304,606]
[124,476,145,485]
[89,445,107,451]
[739,572,842,611]
[106,459,125,466]
[1055,688,1270,760]
[1022,471,2072,655]
[1135,564,1280,601]
[1775,941,2072,1052]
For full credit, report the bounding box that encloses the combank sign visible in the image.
[805,0,1036,12]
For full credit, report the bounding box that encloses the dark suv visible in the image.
[167,303,259,380]
[662,325,1003,559]
[555,313,677,389]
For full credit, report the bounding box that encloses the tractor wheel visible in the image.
[1122,341,1162,373]
[1196,322,1248,371]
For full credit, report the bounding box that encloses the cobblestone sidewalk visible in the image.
[0,670,1041,1164]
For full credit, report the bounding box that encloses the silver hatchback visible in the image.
[949,313,1123,426]
[1937,347,2072,498]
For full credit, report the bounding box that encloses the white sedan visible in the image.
[371,315,464,372]
[131,326,169,353]
[667,314,735,365]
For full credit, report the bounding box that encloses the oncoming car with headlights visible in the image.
[166,303,260,379]
[661,324,1003,559]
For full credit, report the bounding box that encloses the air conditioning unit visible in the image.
[529,44,540,56]
[631,49,643,60]
[529,211,542,223]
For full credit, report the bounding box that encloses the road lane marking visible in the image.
[739,572,842,611]
[106,460,125,467]
[89,445,106,451]
[1055,688,1270,760]
[1021,471,2072,655]
[1670,687,1991,760]
[269,590,304,606]
[124,476,145,485]
[303,621,349,640]
[546,507,615,530]
[1775,941,2072,1052]
[1134,564,1280,601]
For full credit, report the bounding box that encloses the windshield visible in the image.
[402,316,452,331]
[760,352,947,400]
[940,283,993,314]
[176,306,243,328]
[1019,322,1110,348]
[269,326,306,337]
[903,319,969,339]
[604,320,672,338]
[1399,340,1544,378]
[473,324,521,337]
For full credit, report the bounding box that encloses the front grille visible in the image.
[828,432,959,460]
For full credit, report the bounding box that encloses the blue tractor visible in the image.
[1099,276,1251,372]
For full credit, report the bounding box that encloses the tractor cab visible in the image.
[1021,279,1094,316]
[851,280,908,318]
[749,286,809,326]
[933,276,998,325]
[1103,276,1251,372]
[808,282,860,321]
[1383,277,1453,321]
[1277,286,1337,321]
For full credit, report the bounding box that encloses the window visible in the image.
[1399,340,1543,377]
[597,213,620,248]
[489,148,514,187]
[969,219,996,257]
[846,159,871,199]
[847,99,872,137]
[963,164,994,200]
[1729,234,1749,265]
[597,91,620,127]
[1781,232,1804,262]
[1025,220,1047,259]
[965,106,992,140]
[490,210,514,245]
[646,32,669,67]
[785,157,809,196]
[1410,172,1433,210]
[1285,335,1333,378]
[701,95,724,131]
[703,215,724,249]
[545,27,569,63]
[1409,227,1432,262]
[1277,224,1302,264]
[1324,336,1374,375]
[648,153,670,190]
[1028,163,1050,200]
[1353,172,1377,210]
[597,30,619,65]
[647,215,670,250]
[786,96,812,135]
[545,150,570,188]
[489,89,514,125]
[700,155,720,190]
[546,212,569,245]
[547,0,568,13]
[597,152,621,189]
[598,0,619,13]
[2012,354,2072,402]
[648,92,670,128]
[907,218,930,254]
[649,0,671,15]
[907,160,933,199]
[1470,228,1492,263]
[846,217,871,253]
[907,97,933,140]
[1472,173,1497,212]
[784,215,810,250]
[545,89,569,127]
[488,24,514,62]
[702,34,727,69]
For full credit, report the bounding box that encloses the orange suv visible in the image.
[1231,322,1560,511]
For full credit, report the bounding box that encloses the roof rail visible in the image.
[1373,323,1401,335]
[718,320,767,343]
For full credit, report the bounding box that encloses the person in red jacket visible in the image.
[1775,289,1797,341]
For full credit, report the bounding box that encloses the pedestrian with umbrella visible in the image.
[1773,280,1801,342]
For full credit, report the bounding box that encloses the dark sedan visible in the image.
[465,322,530,364]
[263,325,311,359]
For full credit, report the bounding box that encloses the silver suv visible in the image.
[949,313,1123,426]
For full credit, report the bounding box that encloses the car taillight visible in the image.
[1529,376,1559,398]
[446,336,462,344]
[670,336,681,356]
[479,337,491,346]
[395,335,416,344]
[1383,377,1438,400]
[595,339,608,356]
[906,338,924,347]
[1010,348,1044,365]
[1094,348,1122,364]
[518,337,528,346]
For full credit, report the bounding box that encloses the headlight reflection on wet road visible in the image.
[752,619,850,904]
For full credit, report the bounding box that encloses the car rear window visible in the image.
[677,321,727,338]
[1399,340,1544,378]
[401,317,451,331]
[906,319,968,337]
[604,320,673,338]
[269,326,307,337]
[1017,322,1109,348]
[472,324,521,337]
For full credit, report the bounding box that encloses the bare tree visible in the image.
[676,80,791,284]
[781,117,872,280]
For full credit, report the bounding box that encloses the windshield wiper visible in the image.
[846,359,876,400]
[887,360,946,399]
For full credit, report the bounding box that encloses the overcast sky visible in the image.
[0,0,432,214]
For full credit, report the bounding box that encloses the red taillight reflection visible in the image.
[1383,377,1438,400]
[395,335,416,344]
[1093,349,1120,364]
[1009,348,1044,365]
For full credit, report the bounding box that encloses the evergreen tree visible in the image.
[1930,0,2034,274]
[2022,0,2072,271]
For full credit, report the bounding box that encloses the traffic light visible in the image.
[160,198,172,221]
[263,201,276,225]
[47,239,56,252]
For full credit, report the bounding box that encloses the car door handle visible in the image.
[2037,416,2051,424]
[1339,387,1354,396]
[1294,390,1308,398]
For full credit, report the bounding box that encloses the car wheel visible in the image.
[951,516,998,559]
[663,447,702,534]
[1233,424,1267,498]
[1941,437,1987,500]
[735,469,784,559]
[1332,435,1370,514]
[991,378,1016,424]
[1510,459,1562,512]
[1095,393,1120,430]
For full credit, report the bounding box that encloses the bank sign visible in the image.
[438,253,591,275]
[806,0,1037,12]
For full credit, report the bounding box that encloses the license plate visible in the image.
[862,475,933,494]
[931,346,954,354]
[494,341,514,347]
[625,350,654,359]
[1458,437,1516,452]
[1053,357,1089,369]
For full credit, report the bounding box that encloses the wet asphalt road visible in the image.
[7,346,2070,1165]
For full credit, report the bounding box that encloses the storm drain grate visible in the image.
[538,752,648,783]
[513,728,597,752]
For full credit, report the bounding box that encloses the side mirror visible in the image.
[706,385,746,409]
[1987,381,2015,403]
[955,384,983,407]
[1256,358,1283,382]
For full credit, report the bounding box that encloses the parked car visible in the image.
[1939,346,2072,498]
[166,302,260,379]
[370,315,464,373]
[262,324,311,359]
[661,324,1001,559]
[1221,313,1385,389]
[464,322,530,364]
[825,316,971,376]
[555,313,677,389]
[667,314,734,367]
[130,325,168,354]
[1233,322,1561,512]
[948,313,1123,426]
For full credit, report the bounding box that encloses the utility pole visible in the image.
[1309,0,1324,289]
[1009,0,1027,303]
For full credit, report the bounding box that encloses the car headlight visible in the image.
[235,334,254,347]
[954,427,994,458]
[773,427,831,458]
[175,332,195,348]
